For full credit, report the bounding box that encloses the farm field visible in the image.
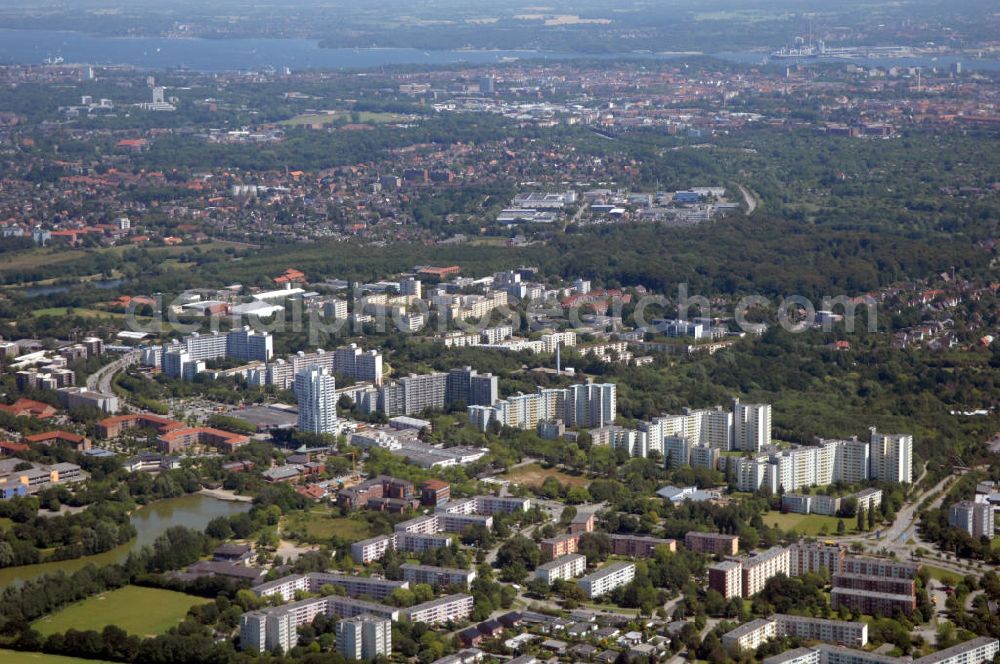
[32,586,210,638]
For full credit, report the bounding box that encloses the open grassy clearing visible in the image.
[32,586,210,638]
[0,649,116,664]
[284,506,373,541]
[502,462,591,488]
[762,510,858,536]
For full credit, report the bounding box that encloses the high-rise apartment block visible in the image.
[295,366,337,434]
[948,501,994,540]
[733,399,772,451]
[336,615,392,660]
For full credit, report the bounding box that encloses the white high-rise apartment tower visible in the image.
[734,398,771,451]
[869,427,913,484]
[295,366,338,434]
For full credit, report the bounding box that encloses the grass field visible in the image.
[284,507,372,542]
[925,565,963,586]
[502,462,591,488]
[0,240,252,277]
[0,649,115,664]
[763,511,857,536]
[0,517,12,531]
[32,586,210,638]
[32,307,130,320]
[281,111,409,126]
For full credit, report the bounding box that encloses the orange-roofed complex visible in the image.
[0,441,29,455]
[25,430,91,451]
[157,427,250,454]
[417,266,461,279]
[274,268,305,284]
[0,398,58,419]
[97,413,185,438]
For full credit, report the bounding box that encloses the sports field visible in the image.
[32,586,210,638]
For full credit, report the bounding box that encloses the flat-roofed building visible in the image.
[351,534,394,564]
[401,563,476,589]
[840,556,918,579]
[830,587,916,616]
[396,532,452,554]
[708,561,742,599]
[403,593,474,624]
[541,532,580,558]
[789,541,846,576]
[336,614,392,660]
[685,531,739,556]
[578,562,635,599]
[833,572,915,596]
[722,618,777,651]
[608,534,676,557]
[763,647,821,664]
[741,547,790,598]
[775,614,867,648]
[535,554,587,585]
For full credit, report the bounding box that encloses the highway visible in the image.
[86,351,139,396]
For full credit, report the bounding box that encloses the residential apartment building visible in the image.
[733,399,771,451]
[608,534,676,558]
[351,534,394,564]
[722,618,777,651]
[869,428,913,484]
[396,532,452,554]
[741,547,790,598]
[468,382,616,432]
[816,638,999,664]
[446,367,499,407]
[775,614,868,648]
[788,541,846,577]
[401,564,477,589]
[535,554,587,585]
[294,366,338,434]
[240,596,399,653]
[723,615,867,651]
[402,594,474,624]
[830,588,916,617]
[578,562,635,599]
[708,561,742,600]
[252,572,407,602]
[540,533,580,559]
[474,495,530,515]
[685,531,739,556]
[948,501,994,539]
[336,614,392,660]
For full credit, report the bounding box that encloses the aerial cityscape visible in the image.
[0,1,999,664]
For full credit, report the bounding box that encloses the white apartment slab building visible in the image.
[535,554,587,585]
[577,562,635,599]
